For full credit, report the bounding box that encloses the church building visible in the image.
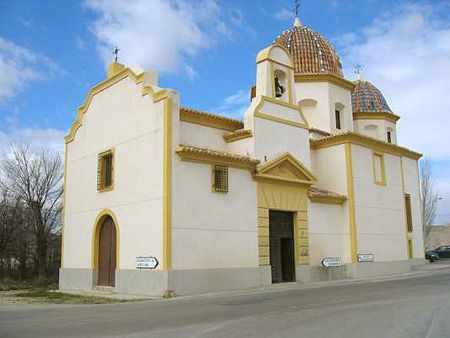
[60,16,425,296]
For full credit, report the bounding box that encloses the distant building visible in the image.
[60,16,425,296]
[427,225,450,249]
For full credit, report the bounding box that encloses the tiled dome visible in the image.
[352,80,392,113]
[273,19,343,78]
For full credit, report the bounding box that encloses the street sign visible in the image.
[136,256,159,269]
[358,254,374,263]
[321,257,344,268]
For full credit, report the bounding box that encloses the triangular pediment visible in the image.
[255,152,317,185]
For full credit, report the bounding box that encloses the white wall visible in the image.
[308,202,350,265]
[295,82,353,133]
[171,159,258,269]
[64,76,169,270]
[354,119,397,144]
[402,157,425,258]
[351,145,408,262]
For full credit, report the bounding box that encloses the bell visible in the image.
[275,77,285,98]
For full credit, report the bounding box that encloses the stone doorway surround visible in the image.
[253,153,317,272]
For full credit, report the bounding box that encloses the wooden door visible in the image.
[98,216,116,286]
[269,211,295,283]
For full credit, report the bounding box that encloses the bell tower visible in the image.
[255,45,296,105]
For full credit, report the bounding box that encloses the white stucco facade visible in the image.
[60,36,425,297]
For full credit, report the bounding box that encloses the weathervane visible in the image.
[294,0,300,17]
[354,63,364,80]
[112,46,120,62]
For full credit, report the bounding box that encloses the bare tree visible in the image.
[1,144,63,281]
[420,159,440,240]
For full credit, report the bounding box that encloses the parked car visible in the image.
[425,250,439,262]
[433,245,450,258]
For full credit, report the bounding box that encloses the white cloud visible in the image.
[84,0,233,78]
[338,3,450,160]
[275,8,293,21]
[0,127,66,155]
[0,36,63,103]
[211,89,249,119]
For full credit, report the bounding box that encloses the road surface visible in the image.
[2,269,450,338]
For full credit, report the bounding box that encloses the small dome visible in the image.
[352,80,392,113]
[273,20,343,78]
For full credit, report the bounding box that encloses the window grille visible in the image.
[213,165,228,193]
[97,150,114,191]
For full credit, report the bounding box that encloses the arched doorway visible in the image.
[97,216,117,286]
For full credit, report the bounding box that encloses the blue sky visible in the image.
[0,0,449,223]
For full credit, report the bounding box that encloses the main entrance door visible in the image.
[269,211,295,283]
[98,216,116,286]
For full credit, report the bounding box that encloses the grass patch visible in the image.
[14,290,130,304]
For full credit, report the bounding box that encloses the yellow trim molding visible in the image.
[91,209,120,269]
[311,132,422,160]
[180,107,244,131]
[254,152,317,186]
[65,67,168,143]
[308,186,347,205]
[61,142,68,268]
[223,129,253,142]
[295,74,356,91]
[354,111,400,123]
[175,144,260,169]
[345,144,358,263]
[163,98,173,270]
[254,96,309,130]
[256,45,294,69]
[372,151,387,186]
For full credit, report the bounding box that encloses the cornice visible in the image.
[310,132,422,160]
[175,144,259,169]
[353,111,401,123]
[223,129,253,142]
[295,73,356,91]
[180,108,244,132]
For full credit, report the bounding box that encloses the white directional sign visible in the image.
[136,256,159,269]
[321,257,344,268]
[357,254,374,263]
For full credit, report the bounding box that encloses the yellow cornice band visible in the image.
[180,107,243,131]
[311,132,422,160]
[353,111,400,123]
[176,145,260,170]
[295,74,356,91]
[223,129,253,142]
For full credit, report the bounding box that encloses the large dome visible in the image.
[273,19,343,78]
[352,80,392,113]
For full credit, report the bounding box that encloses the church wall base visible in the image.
[59,266,271,297]
[295,259,428,283]
[59,268,97,292]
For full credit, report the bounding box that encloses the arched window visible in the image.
[274,69,287,101]
[334,103,345,130]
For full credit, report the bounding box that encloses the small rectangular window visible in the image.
[387,131,392,143]
[405,194,413,232]
[372,152,386,186]
[97,150,114,191]
[212,165,228,193]
[335,110,341,130]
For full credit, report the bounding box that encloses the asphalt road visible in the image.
[2,270,450,338]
